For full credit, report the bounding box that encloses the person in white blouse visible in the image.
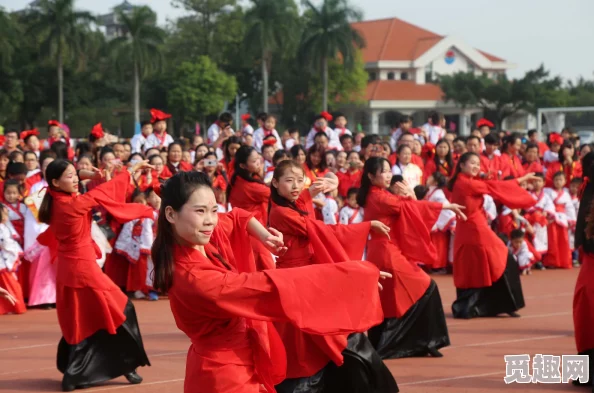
[389,116,412,152]
[305,112,341,151]
[391,145,423,188]
[421,111,445,145]
[253,114,282,152]
[130,121,153,154]
[144,109,174,151]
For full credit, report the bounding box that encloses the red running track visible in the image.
[0,268,581,392]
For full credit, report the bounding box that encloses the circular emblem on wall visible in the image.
[445,50,455,65]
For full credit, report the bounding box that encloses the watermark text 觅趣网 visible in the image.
[504,354,589,384]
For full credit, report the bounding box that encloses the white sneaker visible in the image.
[133,290,146,299]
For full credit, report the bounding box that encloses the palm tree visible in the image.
[298,0,365,112]
[109,6,165,126]
[244,0,299,112]
[27,0,95,123]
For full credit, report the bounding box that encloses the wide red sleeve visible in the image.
[268,206,309,238]
[212,208,257,273]
[485,179,535,209]
[305,219,371,264]
[174,261,383,335]
[231,178,271,205]
[72,171,154,223]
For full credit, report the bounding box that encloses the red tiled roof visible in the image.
[366,80,443,101]
[352,17,505,63]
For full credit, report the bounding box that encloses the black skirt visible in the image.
[57,300,150,388]
[275,333,399,393]
[452,251,525,319]
[367,279,450,359]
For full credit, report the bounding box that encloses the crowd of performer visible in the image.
[0,107,592,393]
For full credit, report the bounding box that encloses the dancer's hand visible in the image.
[370,220,390,240]
[444,203,467,221]
[264,227,287,256]
[378,271,392,291]
[0,287,17,306]
[518,173,538,184]
[78,167,103,181]
[129,160,154,175]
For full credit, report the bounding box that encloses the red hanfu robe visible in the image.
[545,161,583,188]
[480,153,510,180]
[500,153,525,178]
[574,251,594,353]
[336,169,362,199]
[167,160,193,175]
[423,159,452,182]
[363,187,442,318]
[268,192,374,378]
[451,175,535,289]
[169,208,383,393]
[523,160,543,174]
[228,176,275,271]
[542,188,575,269]
[37,171,153,344]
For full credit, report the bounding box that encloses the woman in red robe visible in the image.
[37,160,153,391]
[545,141,583,187]
[423,139,454,182]
[500,134,525,178]
[304,144,329,186]
[358,157,464,359]
[152,171,390,393]
[449,152,536,319]
[572,151,594,386]
[166,142,193,175]
[227,146,275,270]
[268,160,397,393]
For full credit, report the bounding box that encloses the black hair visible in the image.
[9,150,24,162]
[428,111,440,124]
[340,134,354,144]
[272,150,289,165]
[23,150,37,161]
[534,172,545,179]
[99,146,115,162]
[552,171,566,180]
[75,141,92,158]
[228,145,264,201]
[414,185,428,200]
[290,145,307,160]
[218,112,233,123]
[268,160,309,218]
[431,171,447,188]
[453,136,466,144]
[576,152,594,252]
[400,115,412,125]
[257,112,268,122]
[305,144,327,172]
[501,133,522,154]
[346,187,359,199]
[38,159,73,224]
[559,141,576,163]
[50,141,68,159]
[129,152,144,162]
[152,171,216,292]
[23,133,38,144]
[356,157,391,207]
[167,141,183,153]
[525,142,539,153]
[433,139,454,173]
[222,136,242,163]
[510,229,525,240]
[390,175,403,186]
[4,129,18,137]
[527,129,537,138]
[361,135,381,149]
[7,162,27,176]
[448,152,479,191]
[131,187,146,202]
[484,133,499,146]
[3,179,20,194]
[503,175,515,181]
[141,120,152,128]
[571,177,584,186]
[466,135,481,145]
[148,154,163,165]
[314,132,329,142]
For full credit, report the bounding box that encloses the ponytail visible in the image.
[448,152,479,191]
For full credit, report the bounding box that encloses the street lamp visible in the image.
[236,93,248,127]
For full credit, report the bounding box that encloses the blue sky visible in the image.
[2,0,593,82]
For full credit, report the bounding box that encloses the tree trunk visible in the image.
[133,61,140,127]
[57,51,64,123]
[262,50,269,113]
[322,56,328,112]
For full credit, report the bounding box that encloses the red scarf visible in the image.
[154,131,168,147]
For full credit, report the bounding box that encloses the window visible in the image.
[368,72,377,81]
[387,72,395,80]
[401,72,409,80]
[468,63,475,73]
[425,64,433,83]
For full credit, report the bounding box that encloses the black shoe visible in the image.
[428,348,444,357]
[61,379,76,392]
[508,312,521,318]
[125,371,143,384]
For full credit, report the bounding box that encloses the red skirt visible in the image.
[574,252,594,352]
[430,231,450,270]
[543,223,572,269]
[0,270,26,315]
[104,252,130,288]
[126,254,149,292]
[17,261,31,300]
[366,238,431,318]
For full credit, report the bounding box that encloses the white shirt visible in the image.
[321,197,339,225]
[391,163,423,188]
[242,124,254,135]
[130,133,148,154]
[339,205,364,225]
[253,127,283,152]
[421,123,446,145]
[0,223,22,272]
[144,132,174,151]
[306,127,342,151]
[390,128,403,152]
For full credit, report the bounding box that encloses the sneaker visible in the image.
[534,262,546,270]
[133,290,146,299]
[573,260,580,267]
[148,291,159,301]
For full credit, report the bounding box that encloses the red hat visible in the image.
[48,120,60,127]
[21,128,40,141]
[476,118,494,128]
[150,109,172,124]
[241,113,251,121]
[421,142,435,160]
[318,111,333,122]
[549,132,564,146]
[263,137,277,146]
[90,123,104,139]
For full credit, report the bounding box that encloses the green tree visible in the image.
[243,0,299,112]
[109,6,166,127]
[298,0,365,112]
[167,57,237,130]
[27,0,95,123]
